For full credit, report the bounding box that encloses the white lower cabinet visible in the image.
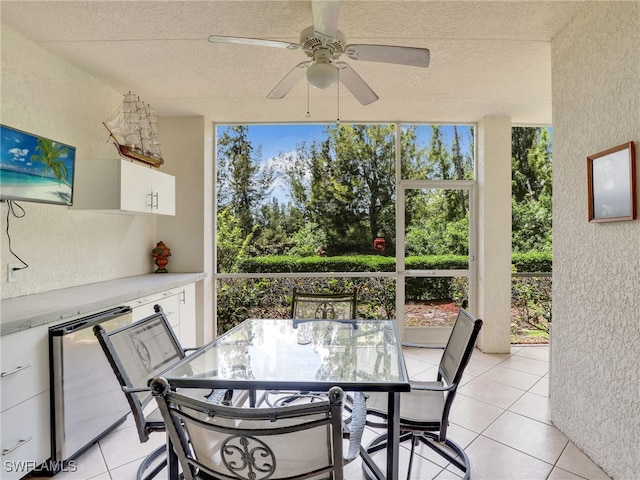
[0,275,201,478]
[1,393,50,480]
[130,283,196,346]
[132,288,181,327]
[1,326,49,413]
[178,283,196,347]
[0,326,51,479]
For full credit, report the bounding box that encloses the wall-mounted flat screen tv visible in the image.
[0,124,76,206]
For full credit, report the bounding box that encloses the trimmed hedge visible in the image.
[237,251,551,273]
[512,251,552,272]
[406,255,469,270]
[237,255,396,273]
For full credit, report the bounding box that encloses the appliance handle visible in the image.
[50,306,132,334]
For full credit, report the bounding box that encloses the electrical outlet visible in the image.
[7,264,20,283]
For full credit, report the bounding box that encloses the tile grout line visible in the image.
[97,441,113,480]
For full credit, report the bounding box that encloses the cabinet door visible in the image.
[1,326,49,412]
[120,160,153,213]
[150,169,175,216]
[1,393,50,480]
[131,289,181,337]
[178,283,196,347]
[73,158,174,215]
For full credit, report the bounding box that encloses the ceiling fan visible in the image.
[208,0,430,106]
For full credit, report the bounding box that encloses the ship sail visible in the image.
[103,92,164,168]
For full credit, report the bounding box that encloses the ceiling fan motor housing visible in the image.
[300,26,346,89]
[300,26,346,59]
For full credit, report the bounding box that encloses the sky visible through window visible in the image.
[217,123,474,203]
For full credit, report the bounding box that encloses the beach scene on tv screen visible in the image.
[0,125,75,205]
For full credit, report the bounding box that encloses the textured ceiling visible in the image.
[0,0,587,124]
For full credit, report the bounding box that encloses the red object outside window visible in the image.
[373,238,386,251]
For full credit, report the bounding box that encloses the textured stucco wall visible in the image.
[550,3,640,478]
[1,25,158,298]
[157,117,215,344]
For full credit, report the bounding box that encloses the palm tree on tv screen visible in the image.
[31,137,70,187]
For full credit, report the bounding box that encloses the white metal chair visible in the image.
[262,288,365,451]
[364,308,483,480]
[151,379,359,480]
[261,288,358,408]
[290,288,357,319]
[94,305,230,480]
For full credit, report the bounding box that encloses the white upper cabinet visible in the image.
[73,158,175,215]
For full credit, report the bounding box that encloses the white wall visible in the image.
[158,117,215,344]
[476,116,512,353]
[551,3,640,478]
[1,26,158,298]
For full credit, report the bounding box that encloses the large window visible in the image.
[215,123,476,339]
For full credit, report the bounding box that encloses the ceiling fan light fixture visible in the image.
[306,59,337,90]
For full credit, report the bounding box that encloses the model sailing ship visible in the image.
[103,92,164,168]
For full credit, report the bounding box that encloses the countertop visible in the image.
[1,272,206,336]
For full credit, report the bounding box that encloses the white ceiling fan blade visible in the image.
[311,0,340,43]
[335,62,378,106]
[267,61,312,99]
[345,44,430,67]
[208,35,300,50]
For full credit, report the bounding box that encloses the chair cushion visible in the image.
[367,381,445,428]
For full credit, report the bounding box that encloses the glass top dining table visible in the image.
[159,318,410,479]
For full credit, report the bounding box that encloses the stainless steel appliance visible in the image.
[49,306,133,468]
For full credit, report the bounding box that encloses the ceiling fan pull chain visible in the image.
[336,68,340,124]
[306,81,311,118]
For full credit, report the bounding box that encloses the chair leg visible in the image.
[415,432,470,479]
[362,431,471,480]
[361,431,414,480]
[406,434,417,480]
[136,443,167,480]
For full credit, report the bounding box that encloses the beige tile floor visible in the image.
[43,345,611,480]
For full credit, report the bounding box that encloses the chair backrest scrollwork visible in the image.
[151,378,345,480]
[291,288,357,320]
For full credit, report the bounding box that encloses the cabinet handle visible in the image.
[2,436,33,456]
[153,192,159,210]
[148,191,154,209]
[1,364,32,377]
[180,289,186,304]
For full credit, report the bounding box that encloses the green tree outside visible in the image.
[217,125,275,238]
[512,127,553,252]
